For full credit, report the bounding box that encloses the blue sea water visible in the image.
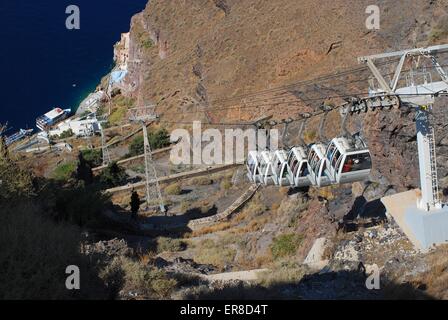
[0,0,148,131]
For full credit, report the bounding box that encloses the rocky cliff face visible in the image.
[120,0,447,117]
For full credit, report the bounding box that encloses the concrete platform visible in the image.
[303,237,329,271]
[381,189,448,251]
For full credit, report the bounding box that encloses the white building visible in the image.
[49,118,100,138]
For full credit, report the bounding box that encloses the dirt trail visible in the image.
[200,269,269,282]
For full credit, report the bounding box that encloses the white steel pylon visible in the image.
[141,123,166,213]
[100,123,111,166]
[128,105,165,214]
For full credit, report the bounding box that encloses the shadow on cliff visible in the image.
[182,268,435,300]
[338,195,387,233]
[102,203,221,241]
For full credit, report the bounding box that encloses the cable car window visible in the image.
[248,158,256,172]
[343,152,371,172]
[326,143,337,159]
[299,163,309,176]
[309,150,316,161]
[309,150,319,169]
[332,150,341,167]
[249,163,254,172]
[290,159,299,173]
[314,160,321,176]
[321,161,328,177]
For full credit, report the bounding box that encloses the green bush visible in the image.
[99,162,127,188]
[58,129,74,139]
[52,183,110,227]
[148,128,170,149]
[270,233,303,260]
[141,39,153,49]
[52,162,77,181]
[109,107,127,126]
[0,139,34,201]
[128,128,170,157]
[76,152,93,185]
[81,149,103,168]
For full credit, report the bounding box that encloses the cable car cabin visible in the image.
[258,151,277,185]
[246,151,276,185]
[272,150,294,186]
[246,151,262,183]
[307,143,334,187]
[287,147,312,187]
[325,137,372,184]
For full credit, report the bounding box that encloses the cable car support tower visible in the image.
[128,106,166,215]
[358,44,448,249]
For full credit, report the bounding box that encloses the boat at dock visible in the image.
[4,128,34,146]
[36,108,71,131]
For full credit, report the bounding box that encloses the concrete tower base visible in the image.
[382,189,448,251]
[405,205,448,250]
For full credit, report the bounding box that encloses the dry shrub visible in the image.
[156,237,186,253]
[191,221,233,237]
[233,216,269,234]
[220,178,232,190]
[276,195,308,217]
[304,130,317,144]
[232,208,251,224]
[165,183,182,195]
[408,244,448,299]
[244,195,268,217]
[279,187,290,196]
[257,261,306,287]
[189,177,213,186]
[317,186,336,201]
[194,238,236,270]
[308,185,337,201]
[100,256,177,299]
[253,253,274,268]
[271,203,280,211]
[179,201,190,213]
[237,251,274,269]
[429,15,448,44]
[138,252,156,266]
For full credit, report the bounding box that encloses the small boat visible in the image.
[5,128,34,146]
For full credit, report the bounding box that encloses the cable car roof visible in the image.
[260,151,274,163]
[274,150,288,161]
[310,143,327,157]
[331,137,369,154]
[289,147,308,160]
